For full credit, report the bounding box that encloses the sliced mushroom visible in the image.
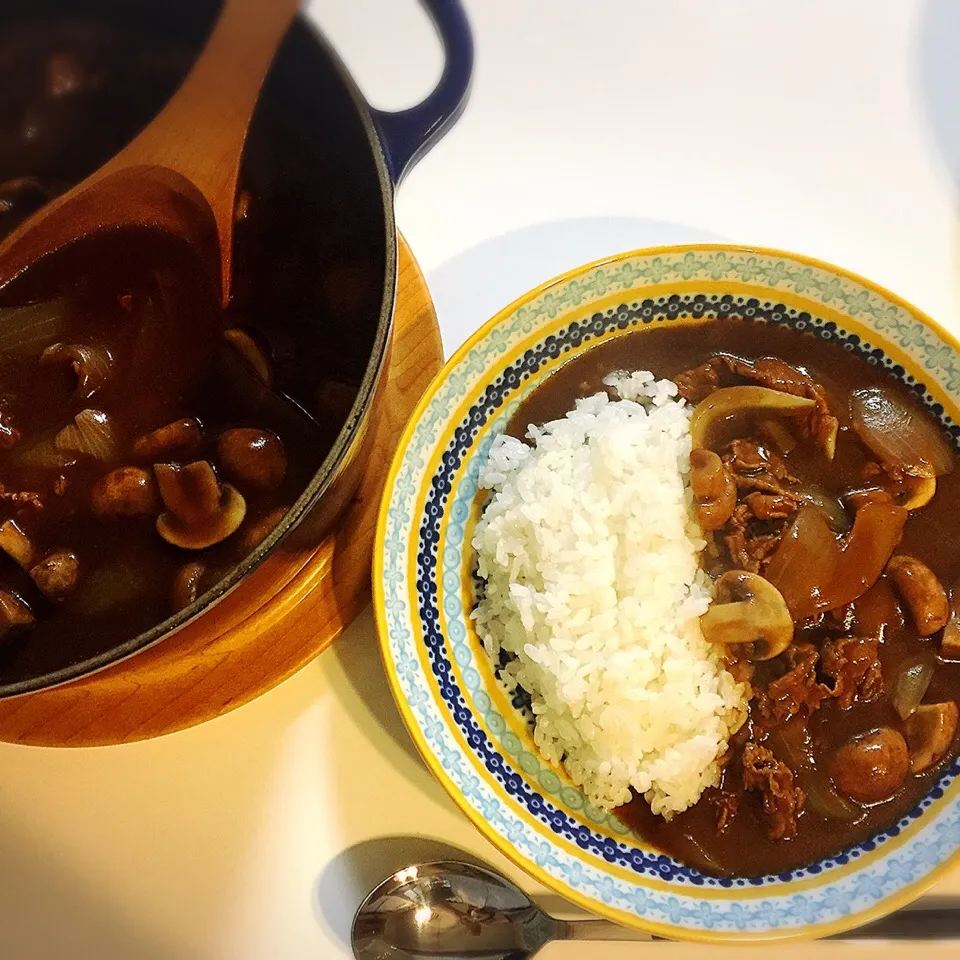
[155,461,246,550]
[700,570,794,660]
[132,417,203,460]
[171,561,206,613]
[0,519,37,569]
[30,549,80,601]
[0,589,33,639]
[90,466,159,519]
[40,342,113,400]
[903,702,959,773]
[829,728,910,802]
[689,449,736,531]
[900,476,937,510]
[55,408,119,462]
[942,578,960,658]
[885,555,949,637]
[690,386,816,451]
[217,428,286,492]
[223,328,271,386]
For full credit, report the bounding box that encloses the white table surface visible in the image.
[3,1,960,957]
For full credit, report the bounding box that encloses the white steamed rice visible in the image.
[471,370,748,817]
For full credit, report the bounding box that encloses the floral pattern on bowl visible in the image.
[374,245,960,941]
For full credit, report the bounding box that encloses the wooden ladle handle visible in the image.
[105,0,301,270]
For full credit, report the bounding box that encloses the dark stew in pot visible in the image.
[510,317,960,877]
[0,18,379,672]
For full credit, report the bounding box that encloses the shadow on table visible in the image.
[426,215,724,353]
[313,834,574,953]
[328,605,449,805]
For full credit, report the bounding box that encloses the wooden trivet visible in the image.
[0,234,442,746]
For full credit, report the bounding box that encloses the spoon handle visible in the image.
[560,919,656,942]
[114,0,299,198]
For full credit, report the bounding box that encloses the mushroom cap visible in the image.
[903,702,959,773]
[157,485,246,550]
[133,417,203,460]
[900,475,937,510]
[30,549,80,601]
[217,428,286,492]
[700,570,794,660]
[830,728,910,803]
[690,386,816,451]
[90,466,159,519]
[154,460,246,550]
[155,461,222,527]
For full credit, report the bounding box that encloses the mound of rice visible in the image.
[471,371,748,817]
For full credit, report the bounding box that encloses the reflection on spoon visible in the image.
[350,858,960,957]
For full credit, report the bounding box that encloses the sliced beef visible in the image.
[709,789,740,834]
[742,740,805,841]
[744,491,800,520]
[757,643,831,726]
[821,635,884,709]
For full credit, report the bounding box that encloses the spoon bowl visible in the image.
[351,860,559,960]
[350,859,651,960]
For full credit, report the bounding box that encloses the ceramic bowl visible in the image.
[374,244,960,941]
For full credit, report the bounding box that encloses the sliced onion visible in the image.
[55,409,119,462]
[825,503,908,614]
[768,719,814,771]
[796,485,851,533]
[766,507,840,618]
[850,578,904,640]
[40,342,113,399]
[891,654,937,720]
[10,430,76,470]
[850,387,954,477]
[768,721,860,821]
[803,775,862,822]
[767,502,906,619]
[690,386,815,449]
[0,298,78,358]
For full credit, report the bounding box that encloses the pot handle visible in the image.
[370,0,473,185]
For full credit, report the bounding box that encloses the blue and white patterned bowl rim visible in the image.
[375,245,960,941]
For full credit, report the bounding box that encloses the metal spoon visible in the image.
[350,859,960,957]
[351,860,652,959]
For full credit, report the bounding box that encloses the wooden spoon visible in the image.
[0,0,301,306]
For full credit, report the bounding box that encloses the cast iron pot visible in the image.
[0,0,472,696]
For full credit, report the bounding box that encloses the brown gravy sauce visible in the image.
[505,317,960,877]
